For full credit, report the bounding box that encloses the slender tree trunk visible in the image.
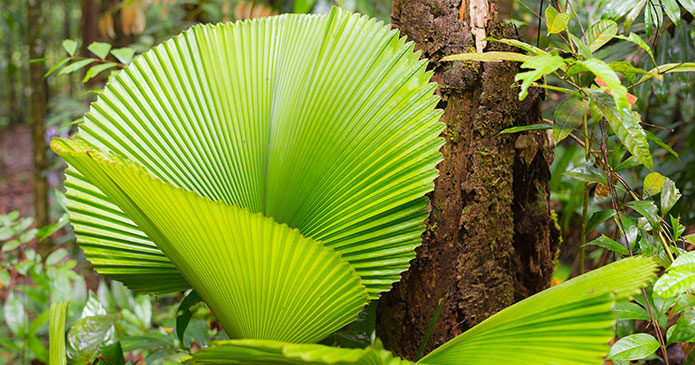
[81,0,98,56]
[5,32,20,127]
[376,0,559,359]
[27,0,49,232]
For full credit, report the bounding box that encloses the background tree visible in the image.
[376,0,559,358]
[26,0,49,233]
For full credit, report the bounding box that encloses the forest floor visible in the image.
[0,125,34,217]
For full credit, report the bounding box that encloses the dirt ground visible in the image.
[0,125,35,217]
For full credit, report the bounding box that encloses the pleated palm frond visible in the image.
[418,256,657,365]
[186,339,410,365]
[53,138,369,343]
[185,256,656,364]
[58,6,443,300]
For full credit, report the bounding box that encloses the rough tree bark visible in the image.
[27,0,49,232]
[376,0,559,359]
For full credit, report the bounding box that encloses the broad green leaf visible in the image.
[607,333,659,360]
[593,96,652,170]
[29,334,49,362]
[581,58,629,111]
[545,6,571,34]
[95,342,125,365]
[57,59,94,76]
[187,338,409,364]
[644,172,666,197]
[584,19,617,52]
[553,97,587,143]
[515,55,565,100]
[613,301,650,320]
[654,252,695,297]
[441,51,531,63]
[667,309,695,345]
[53,137,369,343]
[569,33,592,58]
[66,314,117,363]
[681,0,695,16]
[3,292,27,336]
[82,62,118,83]
[626,200,659,227]
[661,0,681,26]
[53,9,444,299]
[498,123,552,134]
[176,290,202,344]
[62,39,78,56]
[615,33,655,65]
[644,1,663,37]
[586,209,616,234]
[645,130,679,159]
[673,293,695,314]
[419,257,657,365]
[661,179,681,215]
[44,57,70,78]
[87,42,112,59]
[585,235,629,255]
[609,61,651,84]
[486,38,548,55]
[623,0,648,31]
[110,47,135,64]
[565,162,607,185]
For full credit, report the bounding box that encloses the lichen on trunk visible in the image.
[375,0,558,359]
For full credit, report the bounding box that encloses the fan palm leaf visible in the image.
[186,256,657,364]
[53,138,368,342]
[58,7,443,299]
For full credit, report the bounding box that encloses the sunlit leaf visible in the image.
[661,0,681,26]
[87,42,112,59]
[62,39,78,56]
[515,55,565,100]
[607,333,659,360]
[499,123,552,135]
[661,179,681,216]
[82,62,118,83]
[584,19,617,52]
[419,257,657,364]
[49,302,68,365]
[545,6,571,34]
[110,47,135,64]
[442,51,531,63]
[57,59,94,76]
[45,57,70,78]
[654,252,695,297]
[643,172,666,197]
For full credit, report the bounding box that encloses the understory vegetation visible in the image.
[2,0,695,364]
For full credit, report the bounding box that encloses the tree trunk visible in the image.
[27,0,49,231]
[81,0,98,56]
[375,0,559,359]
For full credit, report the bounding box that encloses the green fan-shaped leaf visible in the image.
[56,8,444,299]
[417,256,657,364]
[186,339,410,364]
[52,138,368,343]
